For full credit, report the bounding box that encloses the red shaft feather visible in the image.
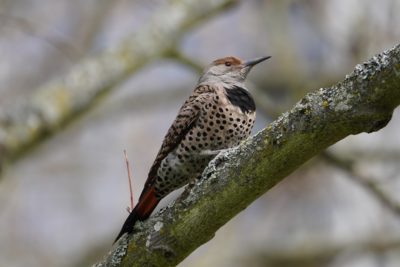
[114,186,159,243]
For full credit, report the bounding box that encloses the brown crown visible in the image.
[212,56,243,66]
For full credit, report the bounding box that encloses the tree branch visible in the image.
[0,0,238,173]
[94,44,400,266]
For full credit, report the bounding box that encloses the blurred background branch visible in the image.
[321,151,400,217]
[240,238,400,267]
[0,0,237,174]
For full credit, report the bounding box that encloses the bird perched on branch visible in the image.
[114,55,270,242]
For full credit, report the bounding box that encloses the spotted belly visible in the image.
[155,93,255,198]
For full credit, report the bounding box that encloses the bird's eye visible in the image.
[225,62,232,67]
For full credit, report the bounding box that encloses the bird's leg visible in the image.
[199,148,230,156]
[199,145,241,157]
[201,145,241,166]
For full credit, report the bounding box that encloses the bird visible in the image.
[114,55,270,243]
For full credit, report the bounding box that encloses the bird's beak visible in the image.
[244,56,271,67]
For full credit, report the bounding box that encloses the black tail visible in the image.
[114,186,160,243]
[114,208,139,243]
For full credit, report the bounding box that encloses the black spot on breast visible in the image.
[225,86,256,113]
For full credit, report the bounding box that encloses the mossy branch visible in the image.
[0,0,238,173]
[94,44,400,267]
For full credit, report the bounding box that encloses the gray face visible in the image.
[198,56,270,85]
[201,64,250,83]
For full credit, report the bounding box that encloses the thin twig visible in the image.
[123,149,134,213]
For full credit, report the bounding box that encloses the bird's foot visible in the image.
[213,146,239,166]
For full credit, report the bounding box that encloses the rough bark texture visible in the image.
[94,44,400,267]
[0,0,237,172]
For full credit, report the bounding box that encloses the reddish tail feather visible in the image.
[114,186,159,243]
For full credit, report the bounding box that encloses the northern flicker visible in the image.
[114,55,270,242]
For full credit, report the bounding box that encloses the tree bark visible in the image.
[0,0,237,173]
[94,44,400,267]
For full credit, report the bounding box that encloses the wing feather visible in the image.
[140,85,215,198]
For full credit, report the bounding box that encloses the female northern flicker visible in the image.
[114,55,270,242]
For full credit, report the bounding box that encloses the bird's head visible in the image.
[199,56,271,85]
